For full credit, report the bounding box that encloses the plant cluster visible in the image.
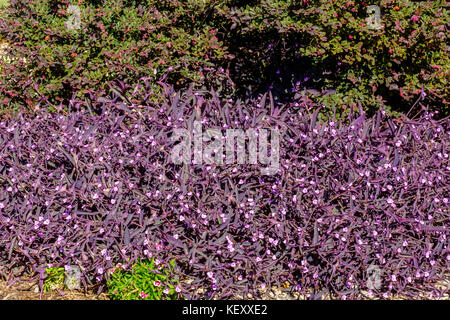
[43,266,65,292]
[0,82,448,299]
[215,0,449,114]
[108,258,182,300]
[0,0,448,115]
[0,0,228,109]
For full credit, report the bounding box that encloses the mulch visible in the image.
[0,277,109,300]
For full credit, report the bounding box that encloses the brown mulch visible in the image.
[0,275,448,300]
[0,277,109,300]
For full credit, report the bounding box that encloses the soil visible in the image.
[0,277,109,300]
[0,271,448,300]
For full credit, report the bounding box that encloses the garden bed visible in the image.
[0,0,448,301]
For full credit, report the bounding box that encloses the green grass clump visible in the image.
[107,258,183,300]
[43,267,65,293]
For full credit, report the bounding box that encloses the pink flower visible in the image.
[153,280,161,287]
[139,291,148,299]
[411,15,419,22]
[348,35,353,39]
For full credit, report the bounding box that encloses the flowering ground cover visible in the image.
[0,82,448,299]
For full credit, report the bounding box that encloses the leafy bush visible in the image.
[0,0,229,109]
[214,0,449,115]
[1,1,447,116]
[0,81,448,299]
[108,258,182,300]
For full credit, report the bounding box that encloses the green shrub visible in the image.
[107,259,183,300]
[0,0,228,109]
[215,0,449,115]
[1,0,447,116]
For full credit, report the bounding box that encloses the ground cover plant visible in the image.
[107,258,182,300]
[42,266,65,292]
[0,82,448,299]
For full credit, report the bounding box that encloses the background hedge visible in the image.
[0,0,448,116]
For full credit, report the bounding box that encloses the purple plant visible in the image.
[0,81,448,299]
